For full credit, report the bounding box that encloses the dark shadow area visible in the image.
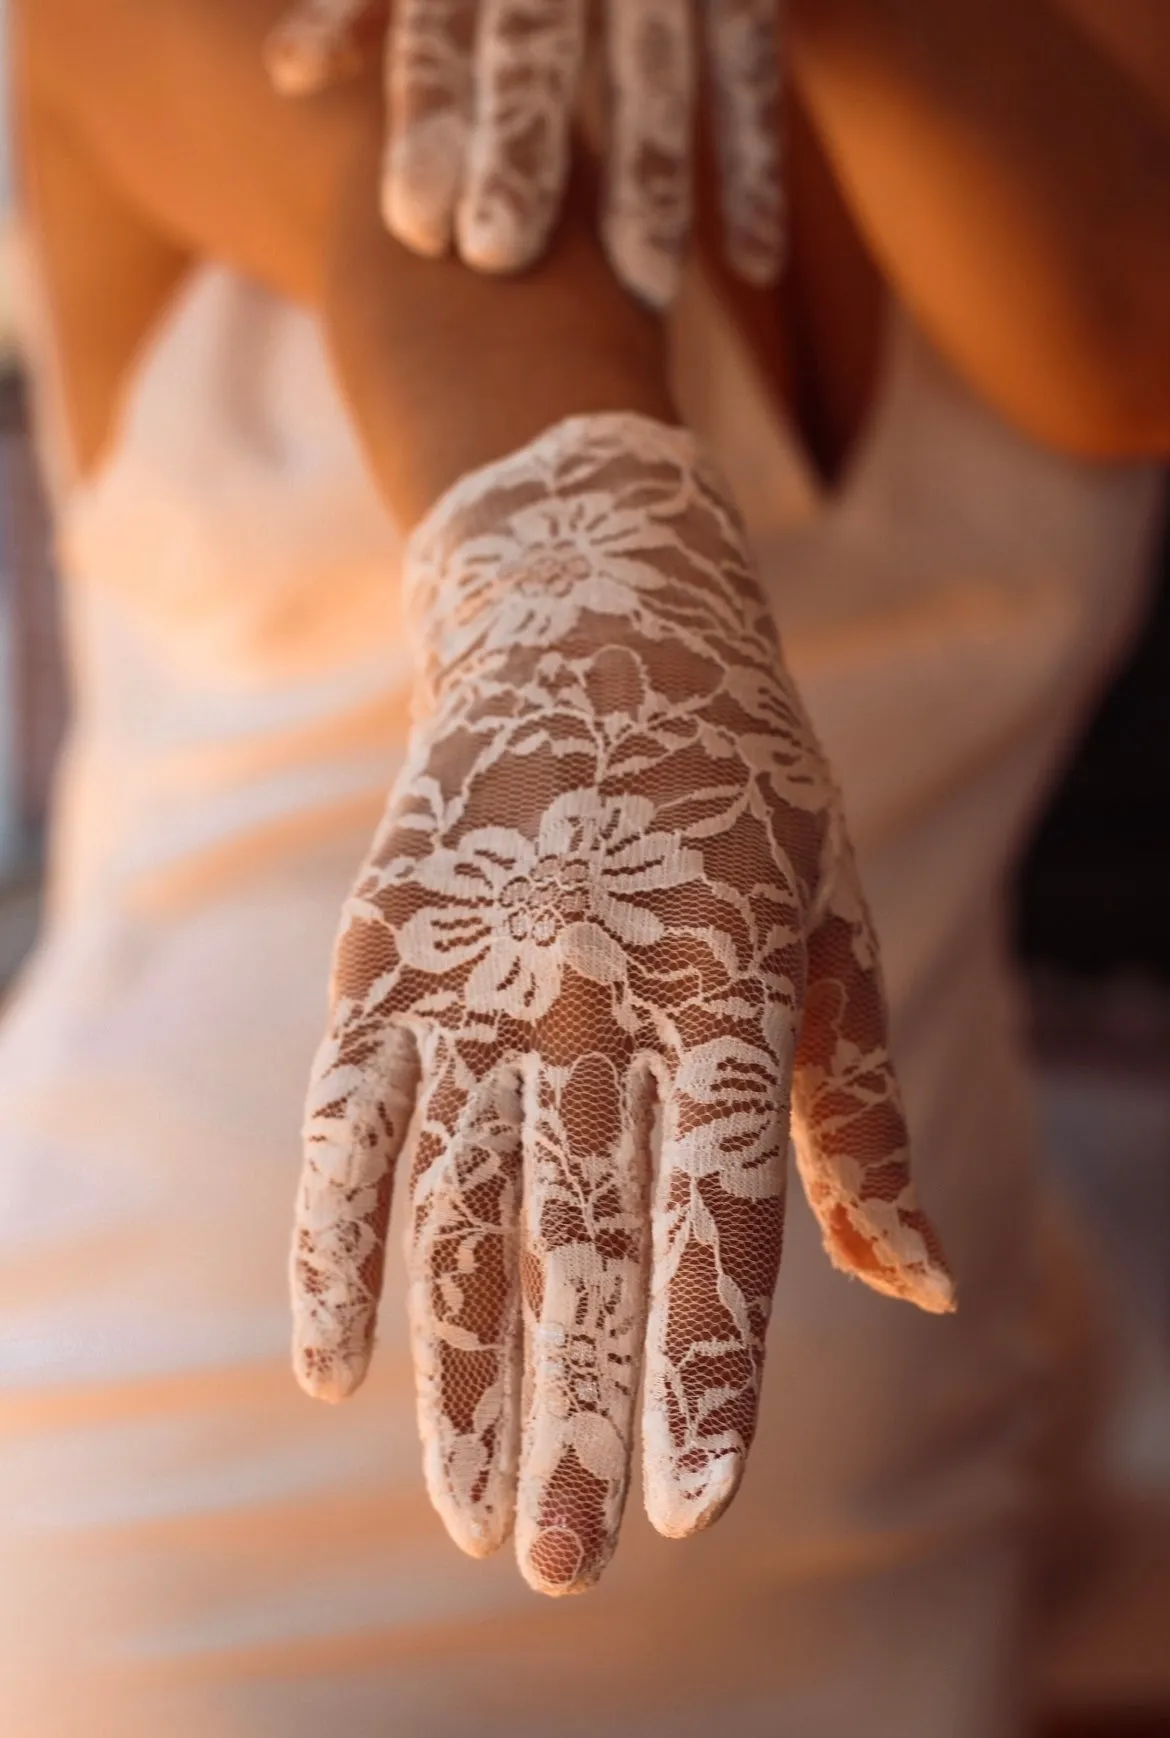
[1019,522,1170,981]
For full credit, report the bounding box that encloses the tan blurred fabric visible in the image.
[0,256,1163,1736]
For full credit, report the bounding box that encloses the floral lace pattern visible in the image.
[293,412,954,1597]
[267,0,786,303]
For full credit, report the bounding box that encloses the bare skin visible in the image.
[14,0,1170,536]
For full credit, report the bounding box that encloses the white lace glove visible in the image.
[293,412,954,1596]
[265,0,784,306]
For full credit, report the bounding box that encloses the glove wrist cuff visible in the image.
[402,411,764,703]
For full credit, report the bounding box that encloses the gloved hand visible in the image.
[292,411,954,1598]
[264,0,784,306]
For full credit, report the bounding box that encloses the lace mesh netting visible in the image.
[267,0,788,304]
[293,413,954,1597]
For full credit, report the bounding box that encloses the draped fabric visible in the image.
[0,259,1161,1733]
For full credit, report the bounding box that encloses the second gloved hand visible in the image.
[265,0,785,305]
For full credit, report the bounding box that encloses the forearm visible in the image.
[321,126,672,525]
[790,0,1170,457]
[17,0,671,521]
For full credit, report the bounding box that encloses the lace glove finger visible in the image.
[641,838,955,1546]
[383,0,479,258]
[293,964,420,1402]
[406,1032,524,1561]
[792,846,955,1313]
[642,1022,791,1540]
[706,0,785,285]
[452,0,586,273]
[513,1043,656,1595]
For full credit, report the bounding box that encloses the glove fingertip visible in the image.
[816,1200,957,1316]
[455,194,550,278]
[380,114,468,259]
[292,1334,372,1404]
[515,1521,605,1599]
[725,235,784,289]
[644,1450,743,1541]
[601,210,681,312]
[908,1266,958,1315]
[381,176,455,260]
[443,1512,512,1563]
[426,1481,514,1564]
[859,1253,957,1317]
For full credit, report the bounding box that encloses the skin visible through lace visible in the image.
[293,412,954,1599]
[267,0,787,302]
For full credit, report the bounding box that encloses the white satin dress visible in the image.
[0,259,1163,1736]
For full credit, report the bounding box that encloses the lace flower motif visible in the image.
[396,790,700,1021]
